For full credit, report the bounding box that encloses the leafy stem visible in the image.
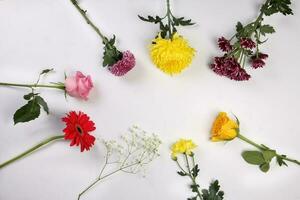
[0,135,64,169]
[238,133,300,166]
[70,0,109,45]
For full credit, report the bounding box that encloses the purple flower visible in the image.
[218,37,232,52]
[250,53,269,69]
[240,38,256,49]
[211,56,251,81]
[108,51,136,76]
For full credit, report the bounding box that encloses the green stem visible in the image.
[78,162,140,200]
[0,82,65,90]
[184,154,203,200]
[166,0,173,39]
[237,134,300,165]
[70,0,108,44]
[0,135,64,169]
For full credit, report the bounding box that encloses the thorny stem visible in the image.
[70,0,109,45]
[238,134,300,165]
[184,154,203,200]
[0,82,65,90]
[0,135,64,169]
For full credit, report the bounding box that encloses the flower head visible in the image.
[218,37,232,52]
[211,56,251,81]
[65,71,93,100]
[240,38,256,49]
[62,111,96,152]
[108,51,136,76]
[251,53,269,69]
[171,139,197,159]
[150,33,195,75]
[211,112,239,142]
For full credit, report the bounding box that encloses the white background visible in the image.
[0,0,299,199]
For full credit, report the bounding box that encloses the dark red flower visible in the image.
[250,53,269,69]
[218,37,232,52]
[240,38,256,49]
[62,111,96,152]
[211,56,251,81]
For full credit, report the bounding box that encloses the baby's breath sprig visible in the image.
[138,0,195,39]
[77,126,161,200]
[171,139,225,200]
[211,0,293,81]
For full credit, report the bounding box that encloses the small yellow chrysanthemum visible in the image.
[150,33,195,75]
[211,112,239,142]
[171,139,197,159]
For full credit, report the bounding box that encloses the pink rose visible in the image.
[65,71,93,100]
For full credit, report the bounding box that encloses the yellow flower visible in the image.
[211,112,239,142]
[171,139,197,159]
[150,33,195,75]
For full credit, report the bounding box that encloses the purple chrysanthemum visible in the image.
[211,56,251,81]
[108,51,136,76]
[218,37,232,52]
[240,38,256,49]
[250,53,269,69]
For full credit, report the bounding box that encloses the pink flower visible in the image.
[250,53,269,69]
[240,38,256,49]
[108,51,136,76]
[65,71,93,100]
[218,37,232,52]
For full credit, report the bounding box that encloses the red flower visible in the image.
[240,38,256,49]
[62,111,96,152]
[218,37,232,52]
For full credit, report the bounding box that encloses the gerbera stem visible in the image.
[0,135,64,169]
[238,134,300,165]
[0,82,65,90]
[70,0,109,44]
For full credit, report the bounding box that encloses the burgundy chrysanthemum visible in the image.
[211,56,251,81]
[218,37,232,52]
[240,38,256,49]
[250,53,269,69]
[62,111,96,152]
[108,51,136,76]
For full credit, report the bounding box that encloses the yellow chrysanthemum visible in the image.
[150,33,195,75]
[171,139,197,159]
[211,112,239,142]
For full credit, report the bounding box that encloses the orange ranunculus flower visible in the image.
[211,112,239,142]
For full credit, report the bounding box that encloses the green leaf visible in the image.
[236,21,243,33]
[13,100,41,124]
[173,16,195,26]
[23,93,38,100]
[35,96,49,114]
[242,151,265,165]
[138,15,161,24]
[177,171,187,176]
[102,41,122,67]
[276,155,288,167]
[259,162,270,173]
[263,0,293,16]
[40,68,54,75]
[187,197,197,200]
[260,24,276,36]
[190,184,200,193]
[262,150,276,162]
[191,164,200,178]
[202,180,224,200]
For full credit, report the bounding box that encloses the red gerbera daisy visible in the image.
[62,111,96,152]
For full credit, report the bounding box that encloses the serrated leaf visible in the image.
[263,0,293,16]
[191,164,200,178]
[13,100,41,124]
[242,151,265,165]
[262,150,276,162]
[260,24,275,36]
[202,180,224,200]
[190,184,199,192]
[259,162,270,172]
[35,96,49,114]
